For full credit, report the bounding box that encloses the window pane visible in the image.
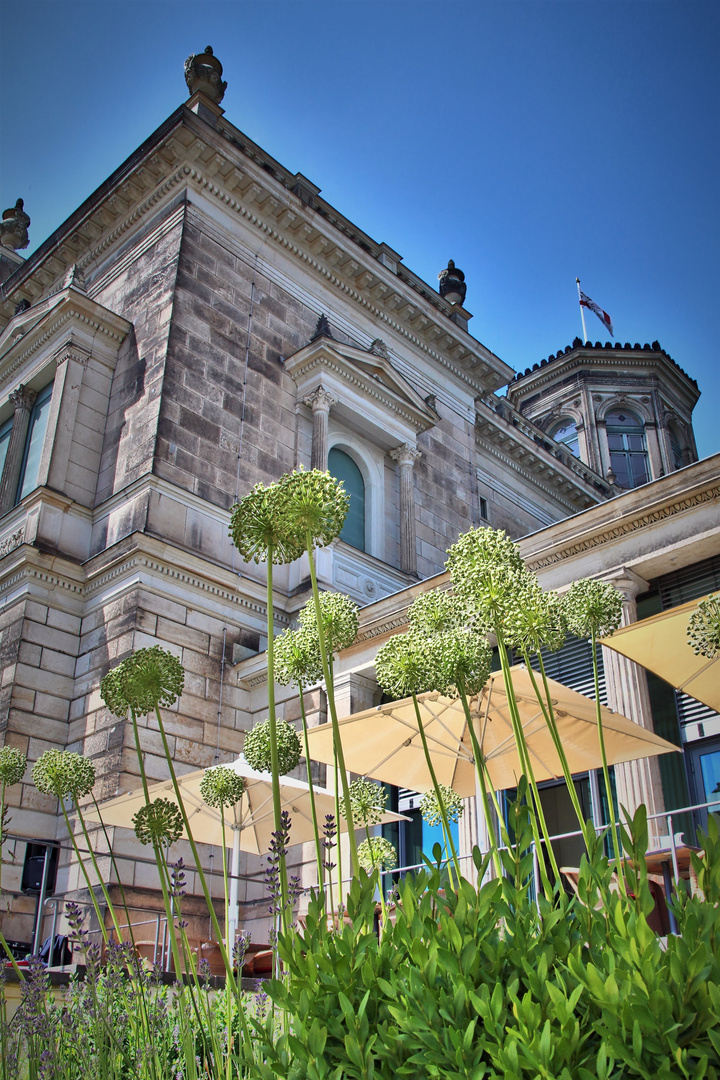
[607,434,624,450]
[328,447,365,551]
[627,434,645,450]
[550,420,580,457]
[17,383,53,502]
[0,419,11,482]
[630,454,648,486]
[610,452,632,488]
[606,410,642,428]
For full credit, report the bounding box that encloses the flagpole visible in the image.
[576,277,588,343]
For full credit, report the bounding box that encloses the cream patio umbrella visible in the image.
[91,755,408,940]
[600,594,720,714]
[304,665,681,797]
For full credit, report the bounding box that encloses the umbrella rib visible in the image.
[677,654,716,691]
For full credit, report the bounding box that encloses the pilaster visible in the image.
[38,344,90,495]
[303,387,337,471]
[390,442,421,576]
[0,385,37,515]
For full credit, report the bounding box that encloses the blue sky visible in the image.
[2,0,718,459]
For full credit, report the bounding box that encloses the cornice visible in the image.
[0,290,131,392]
[522,477,720,571]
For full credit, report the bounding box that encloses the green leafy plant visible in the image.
[687,593,720,658]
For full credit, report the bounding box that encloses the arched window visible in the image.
[550,419,580,457]
[328,447,365,551]
[605,409,648,489]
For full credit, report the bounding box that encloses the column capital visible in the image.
[303,386,337,414]
[598,567,649,605]
[9,384,37,412]
[53,342,90,370]
[390,442,421,468]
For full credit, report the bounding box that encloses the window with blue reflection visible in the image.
[17,382,53,503]
[328,447,365,551]
[550,419,580,457]
[605,409,648,489]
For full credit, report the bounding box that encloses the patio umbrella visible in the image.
[304,665,681,796]
[600,593,719,714]
[91,755,407,939]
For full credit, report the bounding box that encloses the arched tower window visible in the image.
[606,410,648,489]
[550,419,580,457]
[328,447,365,551]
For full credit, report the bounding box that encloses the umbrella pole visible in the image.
[457,689,504,880]
[228,827,241,944]
[411,694,462,885]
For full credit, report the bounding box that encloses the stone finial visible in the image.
[438,259,466,306]
[184,46,227,104]
[368,338,389,358]
[0,199,30,251]
[310,314,333,342]
[63,264,86,292]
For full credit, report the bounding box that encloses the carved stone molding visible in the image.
[390,442,421,469]
[9,384,37,412]
[303,386,337,415]
[0,527,25,559]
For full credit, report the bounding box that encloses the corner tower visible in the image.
[507,339,700,488]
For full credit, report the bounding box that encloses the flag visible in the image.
[579,290,614,337]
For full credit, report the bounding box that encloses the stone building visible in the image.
[0,48,716,947]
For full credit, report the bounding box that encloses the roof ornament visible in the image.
[184,46,227,104]
[438,259,466,306]
[310,314,333,342]
[0,199,30,251]
[368,338,389,358]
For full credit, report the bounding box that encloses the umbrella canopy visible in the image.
[600,594,720,714]
[91,755,407,855]
[305,665,681,795]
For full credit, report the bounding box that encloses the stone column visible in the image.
[600,568,666,845]
[390,442,421,576]
[0,385,37,514]
[303,387,337,471]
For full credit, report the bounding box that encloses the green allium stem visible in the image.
[151,703,241,995]
[306,536,359,877]
[298,688,324,888]
[525,654,592,849]
[410,693,462,886]
[591,628,628,897]
[264,550,291,939]
[455,686,505,881]
[495,636,555,898]
[59,801,110,947]
[0,783,25,982]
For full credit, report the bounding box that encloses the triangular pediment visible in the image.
[283,336,438,438]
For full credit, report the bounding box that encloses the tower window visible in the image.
[669,426,684,470]
[605,410,648,489]
[550,419,580,457]
[328,447,365,551]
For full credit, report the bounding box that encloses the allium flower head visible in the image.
[687,594,720,659]
[358,837,397,873]
[339,778,387,827]
[274,626,323,687]
[446,527,527,632]
[408,588,465,634]
[229,480,305,565]
[32,750,95,801]
[420,785,464,826]
[243,718,301,775]
[297,591,359,655]
[132,798,183,846]
[101,646,185,718]
[504,575,567,654]
[0,746,26,788]
[375,631,440,699]
[281,467,349,549]
[563,579,623,640]
[199,766,245,810]
[433,627,492,698]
